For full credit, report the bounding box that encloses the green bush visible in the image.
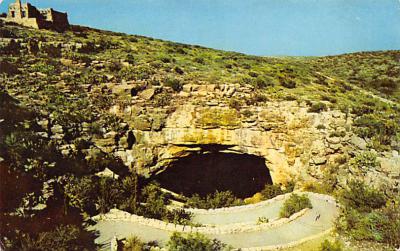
[167,232,228,251]
[279,193,312,218]
[164,78,183,92]
[350,151,379,170]
[174,66,184,75]
[353,114,398,147]
[123,235,144,251]
[17,225,97,251]
[139,183,170,219]
[260,184,284,200]
[339,180,386,213]
[228,98,242,110]
[319,239,343,251]
[186,191,242,209]
[280,77,296,88]
[336,201,400,247]
[308,102,327,113]
[164,209,193,225]
[31,62,56,75]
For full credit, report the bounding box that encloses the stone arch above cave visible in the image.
[153,149,273,198]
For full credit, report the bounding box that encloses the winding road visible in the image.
[90,192,339,250]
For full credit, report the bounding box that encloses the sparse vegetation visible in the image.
[167,232,229,251]
[0,20,399,251]
[319,239,343,251]
[280,193,313,218]
[186,190,243,209]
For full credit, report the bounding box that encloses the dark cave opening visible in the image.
[154,152,273,199]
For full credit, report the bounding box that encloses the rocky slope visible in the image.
[1,20,400,250]
[1,21,399,190]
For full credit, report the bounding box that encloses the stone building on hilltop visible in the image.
[2,0,69,31]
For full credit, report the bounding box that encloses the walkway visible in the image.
[89,192,339,250]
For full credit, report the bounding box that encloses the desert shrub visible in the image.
[194,57,205,64]
[129,36,139,43]
[123,235,144,251]
[153,92,172,107]
[339,180,386,213]
[31,62,56,75]
[260,184,284,200]
[321,94,337,104]
[329,130,346,138]
[174,66,184,75]
[352,105,374,116]
[125,54,135,65]
[228,98,242,110]
[160,56,172,63]
[336,201,400,247]
[0,60,19,75]
[97,177,124,214]
[107,60,123,72]
[17,225,97,251]
[350,151,379,170]
[118,65,155,81]
[186,191,242,209]
[283,94,297,101]
[241,109,253,117]
[167,232,228,251]
[0,39,21,55]
[248,71,258,78]
[164,78,183,92]
[164,209,193,225]
[308,102,327,113]
[139,183,170,219]
[280,77,296,88]
[62,175,98,215]
[279,193,312,218]
[353,114,398,146]
[319,239,343,251]
[370,78,399,95]
[40,43,62,58]
[246,93,268,105]
[257,216,269,224]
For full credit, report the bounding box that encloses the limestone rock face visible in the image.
[98,83,397,190]
[114,101,353,186]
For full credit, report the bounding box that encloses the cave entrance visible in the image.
[154,152,272,199]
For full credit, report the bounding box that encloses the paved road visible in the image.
[190,200,284,226]
[90,193,339,249]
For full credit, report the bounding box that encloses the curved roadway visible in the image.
[90,192,339,249]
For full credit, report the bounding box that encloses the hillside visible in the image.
[0,21,399,250]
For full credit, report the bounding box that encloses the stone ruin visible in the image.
[1,0,69,32]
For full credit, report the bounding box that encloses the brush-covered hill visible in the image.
[0,21,399,250]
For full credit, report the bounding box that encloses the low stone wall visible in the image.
[92,207,309,235]
[92,192,337,235]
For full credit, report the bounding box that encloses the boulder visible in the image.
[139,88,156,100]
[350,135,367,150]
[312,156,327,165]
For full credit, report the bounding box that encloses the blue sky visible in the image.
[1,0,400,56]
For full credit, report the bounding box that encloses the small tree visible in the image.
[280,193,312,218]
[123,235,144,251]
